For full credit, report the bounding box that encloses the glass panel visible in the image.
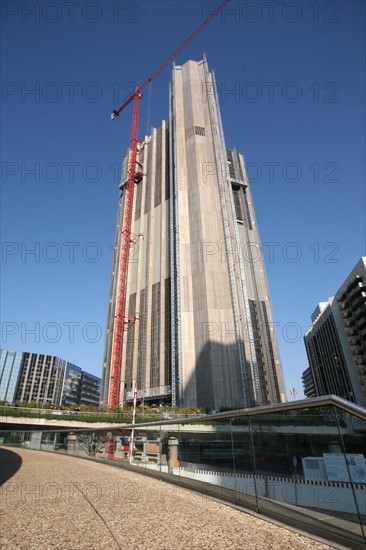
[177,418,236,499]
[249,405,366,547]
[230,415,257,511]
[335,410,366,545]
[142,426,161,472]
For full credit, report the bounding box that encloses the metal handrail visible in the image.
[102,395,366,428]
[3,395,363,433]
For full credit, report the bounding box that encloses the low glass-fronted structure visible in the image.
[1,396,365,549]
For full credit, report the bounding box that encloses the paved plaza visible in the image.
[0,447,335,550]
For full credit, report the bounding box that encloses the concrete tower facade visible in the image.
[101,58,286,410]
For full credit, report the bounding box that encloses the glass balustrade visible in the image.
[1,397,365,549]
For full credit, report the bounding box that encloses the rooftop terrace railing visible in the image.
[1,396,365,549]
[0,405,200,425]
[1,395,364,428]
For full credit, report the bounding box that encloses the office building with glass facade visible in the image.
[15,352,66,404]
[61,363,101,407]
[0,349,100,406]
[0,349,24,403]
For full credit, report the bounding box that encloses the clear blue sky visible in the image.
[1,1,365,399]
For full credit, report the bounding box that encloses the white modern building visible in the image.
[304,257,366,407]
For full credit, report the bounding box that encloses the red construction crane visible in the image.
[108,0,230,409]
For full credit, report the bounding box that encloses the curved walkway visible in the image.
[0,448,334,550]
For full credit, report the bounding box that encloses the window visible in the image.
[150,282,161,388]
[227,150,236,179]
[185,126,206,140]
[195,126,205,136]
[137,288,146,389]
[125,293,137,387]
[232,187,243,222]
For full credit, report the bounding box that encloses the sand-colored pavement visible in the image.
[0,447,334,550]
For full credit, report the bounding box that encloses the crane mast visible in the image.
[108,0,229,409]
[109,89,142,409]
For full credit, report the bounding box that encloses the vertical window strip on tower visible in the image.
[315,317,353,401]
[137,288,146,389]
[139,147,145,165]
[306,339,320,394]
[165,126,170,201]
[169,83,180,405]
[231,149,245,185]
[150,282,160,389]
[154,126,162,207]
[325,320,343,395]
[144,142,152,215]
[316,321,336,395]
[249,300,268,404]
[260,300,280,401]
[165,277,171,387]
[227,149,236,179]
[125,293,137,390]
[242,189,253,230]
[134,176,143,221]
[324,319,342,394]
[231,186,243,222]
[328,317,354,400]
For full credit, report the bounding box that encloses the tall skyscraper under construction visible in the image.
[101,57,286,410]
